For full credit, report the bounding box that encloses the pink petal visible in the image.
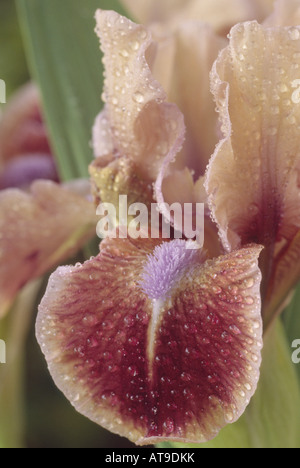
[37,237,263,445]
[0,181,97,317]
[0,83,51,165]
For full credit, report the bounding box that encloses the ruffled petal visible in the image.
[205,21,300,320]
[93,10,185,182]
[36,237,263,445]
[0,181,97,317]
[206,22,300,251]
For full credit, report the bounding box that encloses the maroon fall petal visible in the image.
[36,237,263,445]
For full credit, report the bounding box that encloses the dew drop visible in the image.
[268,127,278,136]
[133,91,145,104]
[120,49,129,58]
[251,353,259,363]
[221,331,233,343]
[289,28,300,41]
[130,40,140,51]
[128,365,139,377]
[225,411,234,422]
[270,105,280,115]
[287,115,296,125]
[229,324,241,335]
[248,203,259,215]
[212,285,222,294]
[245,296,254,305]
[279,83,289,93]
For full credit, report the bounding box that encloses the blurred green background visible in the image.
[0,0,29,98]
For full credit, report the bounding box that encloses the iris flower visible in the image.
[0,83,97,318]
[34,0,300,445]
[1,0,297,448]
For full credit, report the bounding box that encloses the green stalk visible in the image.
[0,279,42,448]
[16,0,127,182]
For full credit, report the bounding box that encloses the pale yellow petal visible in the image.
[93,10,185,182]
[151,22,226,175]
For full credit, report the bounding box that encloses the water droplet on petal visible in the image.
[133,91,145,104]
[225,411,234,422]
[268,127,278,136]
[245,296,254,305]
[279,83,289,93]
[289,28,300,41]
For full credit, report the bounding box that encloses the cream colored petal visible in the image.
[121,0,275,34]
[92,110,114,157]
[264,0,300,27]
[151,22,226,176]
[120,0,195,24]
[93,10,185,182]
[206,22,300,254]
[152,23,225,239]
[0,181,97,317]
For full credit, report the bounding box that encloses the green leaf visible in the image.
[16,0,127,181]
[0,0,29,97]
[160,320,300,449]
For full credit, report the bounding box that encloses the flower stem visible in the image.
[0,279,42,448]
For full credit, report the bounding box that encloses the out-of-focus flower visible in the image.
[0,84,98,317]
[0,83,58,189]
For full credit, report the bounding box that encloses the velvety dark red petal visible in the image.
[37,237,263,445]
